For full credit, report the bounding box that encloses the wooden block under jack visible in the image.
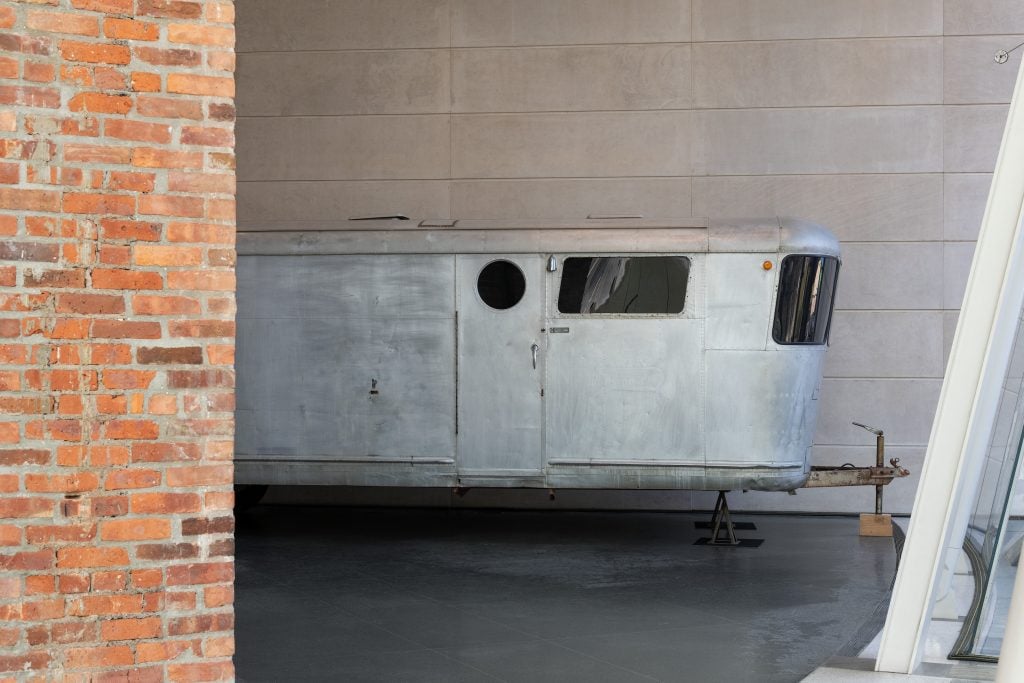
[860,513,893,537]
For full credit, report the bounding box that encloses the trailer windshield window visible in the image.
[773,255,839,345]
[557,256,689,314]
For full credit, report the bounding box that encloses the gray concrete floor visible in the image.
[235,505,898,682]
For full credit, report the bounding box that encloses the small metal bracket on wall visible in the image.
[996,40,1024,64]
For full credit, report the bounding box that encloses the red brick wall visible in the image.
[0,1,236,679]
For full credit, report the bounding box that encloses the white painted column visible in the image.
[876,55,1024,673]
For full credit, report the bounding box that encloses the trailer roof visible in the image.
[236,217,840,257]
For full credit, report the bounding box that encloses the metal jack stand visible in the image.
[694,491,764,548]
[854,422,897,537]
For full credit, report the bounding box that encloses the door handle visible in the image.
[531,343,539,370]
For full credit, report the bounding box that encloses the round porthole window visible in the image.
[477,260,526,310]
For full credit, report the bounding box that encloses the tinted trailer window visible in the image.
[557,256,690,315]
[773,255,839,345]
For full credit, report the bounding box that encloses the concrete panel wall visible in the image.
[235,0,1024,514]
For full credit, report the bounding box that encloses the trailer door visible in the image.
[545,254,705,465]
[456,255,545,481]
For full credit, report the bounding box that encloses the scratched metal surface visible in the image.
[235,254,457,461]
[456,254,545,476]
[235,218,839,492]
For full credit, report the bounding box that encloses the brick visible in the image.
[0,241,59,262]
[23,598,65,620]
[0,84,61,108]
[89,343,133,364]
[167,222,233,244]
[105,419,160,439]
[137,640,198,664]
[63,192,135,216]
[133,147,202,169]
[0,549,53,571]
[101,616,161,642]
[92,570,128,591]
[72,0,134,13]
[92,268,163,290]
[24,61,56,83]
[167,369,233,388]
[168,171,234,194]
[167,271,234,291]
[52,621,99,645]
[167,73,233,98]
[94,65,127,90]
[59,574,91,593]
[0,161,19,183]
[134,46,200,67]
[166,465,232,487]
[136,245,202,266]
[132,442,200,463]
[64,143,132,164]
[101,518,171,541]
[66,645,134,669]
[168,24,234,47]
[105,468,160,489]
[182,516,233,536]
[208,103,235,123]
[102,369,156,389]
[181,126,233,147]
[139,194,204,217]
[28,11,101,36]
[131,71,161,92]
[0,422,18,442]
[133,295,201,315]
[108,171,155,193]
[25,523,96,543]
[137,542,199,560]
[0,7,14,30]
[56,293,125,314]
[0,56,17,79]
[0,34,52,57]
[44,318,90,340]
[131,492,200,514]
[106,119,172,144]
[60,40,130,65]
[136,95,202,120]
[0,653,51,673]
[96,394,127,414]
[167,612,232,636]
[139,0,203,19]
[0,187,60,212]
[69,594,144,616]
[138,346,202,364]
[91,320,162,339]
[207,50,235,73]
[91,495,129,517]
[0,497,52,518]
[104,18,159,41]
[57,546,129,568]
[25,472,99,493]
[100,218,161,241]
[68,92,131,114]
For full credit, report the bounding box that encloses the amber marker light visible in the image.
[762,260,773,270]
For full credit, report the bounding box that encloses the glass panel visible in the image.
[952,310,1024,660]
[477,259,526,310]
[557,256,689,315]
[772,255,839,345]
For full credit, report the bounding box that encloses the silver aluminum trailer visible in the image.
[234,217,840,493]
